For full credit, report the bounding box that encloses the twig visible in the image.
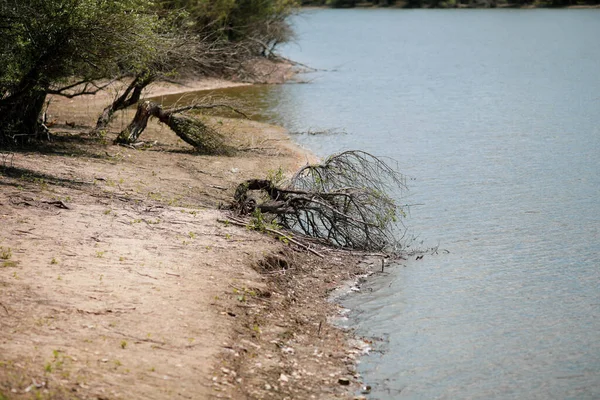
[218,218,247,228]
[136,271,158,280]
[109,329,166,345]
[166,272,180,277]
[0,302,9,315]
[219,217,324,259]
[263,226,324,259]
[41,200,70,209]
[210,185,228,190]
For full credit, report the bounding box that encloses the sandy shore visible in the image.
[0,78,376,399]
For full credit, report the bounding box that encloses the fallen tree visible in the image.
[231,151,408,252]
[115,100,248,155]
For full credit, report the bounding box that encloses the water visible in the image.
[206,9,600,399]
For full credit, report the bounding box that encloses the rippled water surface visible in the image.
[203,9,600,399]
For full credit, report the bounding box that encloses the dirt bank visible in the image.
[0,80,377,399]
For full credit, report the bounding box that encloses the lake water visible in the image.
[203,9,600,399]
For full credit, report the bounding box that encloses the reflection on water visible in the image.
[196,9,600,399]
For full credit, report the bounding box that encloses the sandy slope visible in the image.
[0,81,374,399]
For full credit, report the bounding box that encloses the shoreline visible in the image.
[0,77,373,399]
[302,3,600,8]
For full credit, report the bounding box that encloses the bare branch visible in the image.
[47,78,121,98]
[230,151,408,253]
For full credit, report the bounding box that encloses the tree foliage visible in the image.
[0,0,165,144]
[0,0,298,147]
[162,0,297,50]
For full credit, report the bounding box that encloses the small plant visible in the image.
[119,256,125,262]
[249,209,281,233]
[233,287,257,303]
[120,340,127,349]
[44,363,53,373]
[167,196,181,206]
[2,260,17,268]
[266,166,285,187]
[224,233,231,240]
[103,209,112,215]
[188,231,196,239]
[278,235,289,245]
[51,257,58,265]
[249,209,267,232]
[148,192,162,201]
[96,251,105,258]
[0,247,12,260]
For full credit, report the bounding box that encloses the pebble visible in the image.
[338,377,351,385]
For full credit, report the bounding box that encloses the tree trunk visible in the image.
[114,101,233,155]
[0,90,48,147]
[92,74,154,135]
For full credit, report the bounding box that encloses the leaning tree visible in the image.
[93,0,299,135]
[113,100,249,155]
[0,0,165,146]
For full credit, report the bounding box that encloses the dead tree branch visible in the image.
[231,151,408,252]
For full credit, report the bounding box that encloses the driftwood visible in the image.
[114,101,246,155]
[231,151,407,252]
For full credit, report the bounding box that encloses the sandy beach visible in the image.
[0,78,375,399]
